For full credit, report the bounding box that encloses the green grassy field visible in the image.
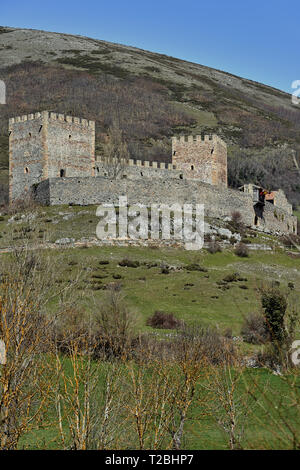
[0,205,300,340]
[17,361,299,450]
[42,244,299,338]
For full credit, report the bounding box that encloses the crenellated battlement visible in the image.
[171,134,226,147]
[131,159,175,170]
[96,156,176,170]
[172,133,227,186]
[9,111,95,202]
[9,111,95,128]
[9,112,42,125]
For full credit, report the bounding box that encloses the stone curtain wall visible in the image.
[95,160,182,180]
[171,135,227,187]
[35,176,254,224]
[34,177,297,234]
[259,202,297,234]
[9,112,95,201]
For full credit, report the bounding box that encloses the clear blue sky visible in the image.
[1,0,299,93]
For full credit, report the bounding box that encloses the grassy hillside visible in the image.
[1,26,300,205]
[1,206,299,449]
[1,204,299,343]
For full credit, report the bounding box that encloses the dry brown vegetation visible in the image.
[1,58,300,205]
[146,311,183,330]
[0,244,77,449]
[0,62,193,160]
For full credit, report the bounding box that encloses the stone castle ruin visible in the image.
[8,111,297,235]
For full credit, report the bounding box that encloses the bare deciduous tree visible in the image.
[0,233,82,449]
[93,286,138,359]
[54,332,127,450]
[0,275,53,449]
[204,351,251,450]
[101,124,129,179]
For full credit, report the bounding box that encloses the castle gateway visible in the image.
[8,111,297,235]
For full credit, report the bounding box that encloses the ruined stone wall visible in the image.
[34,176,297,235]
[240,184,293,215]
[273,189,293,215]
[9,111,95,201]
[34,176,255,225]
[171,135,227,187]
[256,202,297,234]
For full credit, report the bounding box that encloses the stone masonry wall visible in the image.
[95,159,182,180]
[34,177,297,235]
[274,190,293,215]
[171,135,227,187]
[35,176,255,225]
[46,112,95,179]
[258,202,297,234]
[9,111,95,201]
[9,113,45,201]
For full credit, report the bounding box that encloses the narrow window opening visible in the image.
[28,132,31,137]
[60,169,66,177]
[140,172,143,176]
[173,151,176,156]
[254,215,258,226]
[211,147,214,154]
[39,125,43,133]
[24,167,29,174]
[191,165,194,170]
[69,135,72,139]
[179,174,183,180]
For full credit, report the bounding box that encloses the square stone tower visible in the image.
[9,111,95,201]
[171,134,227,187]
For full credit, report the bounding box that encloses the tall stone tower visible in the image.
[171,134,227,187]
[9,111,95,201]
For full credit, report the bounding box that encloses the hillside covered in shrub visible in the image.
[1,26,300,206]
